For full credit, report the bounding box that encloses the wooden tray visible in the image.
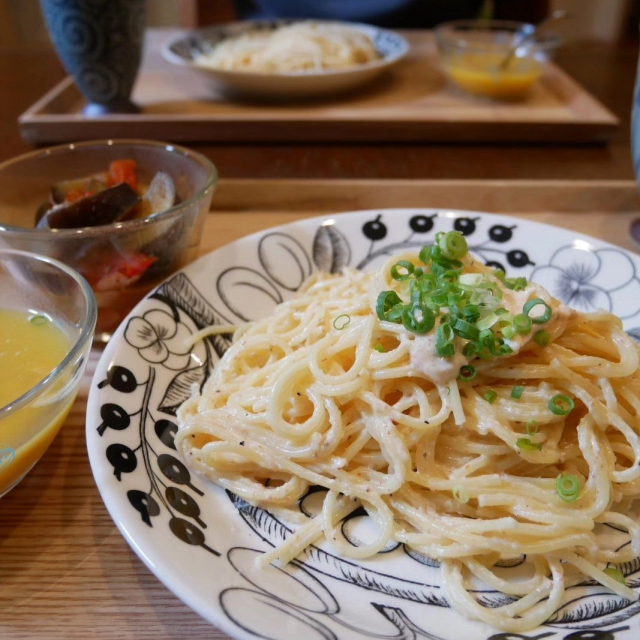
[19,29,619,145]
[2,178,639,640]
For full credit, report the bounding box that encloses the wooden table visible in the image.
[2,24,640,640]
[0,33,639,178]
[2,178,640,640]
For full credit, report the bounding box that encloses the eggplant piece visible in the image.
[37,183,141,230]
[51,173,108,205]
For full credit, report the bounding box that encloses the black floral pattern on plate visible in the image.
[93,210,640,640]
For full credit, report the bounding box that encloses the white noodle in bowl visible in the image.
[162,20,409,99]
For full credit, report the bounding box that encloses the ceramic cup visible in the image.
[40,0,146,115]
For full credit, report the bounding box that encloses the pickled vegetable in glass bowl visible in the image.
[35,159,177,230]
[0,140,217,341]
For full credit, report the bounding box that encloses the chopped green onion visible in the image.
[452,486,469,504]
[502,325,516,340]
[376,291,402,322]
[526,420,539,435]
[504,277,528,291]
[511,385,524,399]
[448,291,464,306]
[459,273,484,286]
[458,365,477,382]
[476,312,501,331]
[391,260,415,281]
[418,273,436,291]
[452,318,480,341]
[555,474,581,502]
[462,342,478,357]
[513,313,533,336]
[378,237,544,367]
[419,246,431,265]
[402,305,435,334]
[463,304,480,323]
[603,567,626,585]
[437,230,468,260]
[472,284,503,310]
[439,270,459,284]
[480,330,505,356]
[431,289,449,306]
[431,289,448,307]
[534,330,551,347]
[29,314,48,326]
[374,344,385,353]
[549,394,575,416]
[484,390,498,404]
[387,304,404,323]
[430,245,462,270]
[436,342,455,358]
[333,314,351,330]
[523,298,552,324]
[436,323,454,346]
[517,438,542,451]
[498,343,513,356]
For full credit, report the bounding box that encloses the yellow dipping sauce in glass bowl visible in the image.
[0,250,96,497]
[436,20,561,100]
[444,52,543,99]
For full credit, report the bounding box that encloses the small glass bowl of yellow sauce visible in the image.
[435,20,561,100]
[0,249,96,497]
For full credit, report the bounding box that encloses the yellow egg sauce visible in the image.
[0,309,73,496]
[444,52,543,99]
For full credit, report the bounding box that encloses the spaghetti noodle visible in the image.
[176,231,640,631]
[196,22,381,74]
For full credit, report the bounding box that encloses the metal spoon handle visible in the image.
[499,10,569,70]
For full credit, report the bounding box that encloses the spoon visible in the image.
[499,10,569,71]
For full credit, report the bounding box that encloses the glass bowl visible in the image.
[0,249,97,498]
[0,140,217,340]
[435,20,561,100]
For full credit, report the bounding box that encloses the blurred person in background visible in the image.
[230,0,550,27]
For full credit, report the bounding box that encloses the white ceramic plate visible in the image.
[87,209,640,640]
[162,20,409,99]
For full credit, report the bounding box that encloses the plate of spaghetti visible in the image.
[162,20,409,98]
[87,208,640,640]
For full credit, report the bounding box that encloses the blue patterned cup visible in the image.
[40,0,146,115]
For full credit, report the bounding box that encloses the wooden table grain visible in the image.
[1,178,640,640]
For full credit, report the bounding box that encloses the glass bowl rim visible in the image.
[0,248,97,419]
[0,139,218,238]
[435,19,562,52]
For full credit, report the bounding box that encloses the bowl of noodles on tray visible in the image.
[87,209,640,640]
[162,20,409,99]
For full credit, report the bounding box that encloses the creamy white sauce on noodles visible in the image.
[410,334,467,385]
